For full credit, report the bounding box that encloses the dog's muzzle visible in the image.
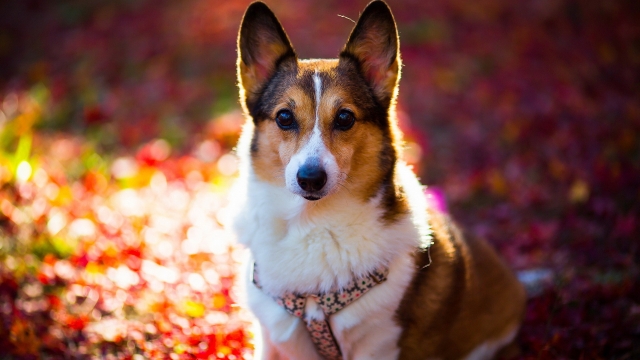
[297,158,327,200]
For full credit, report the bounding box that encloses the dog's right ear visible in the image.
[341,1,400,108]
[237,2,296,109]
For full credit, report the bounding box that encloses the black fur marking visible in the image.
[379,169,410,223]
[247,59,298,123]
[250,127,259,154]
[298,70,317,107]
[247,68,321,126]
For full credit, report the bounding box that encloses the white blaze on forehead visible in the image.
[309,69,323,149]
[283,68,342,197]
[297,70,325,159]
[313,69,322,126]
[300,69,324,159]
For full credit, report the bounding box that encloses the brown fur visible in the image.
[395,208,526,359]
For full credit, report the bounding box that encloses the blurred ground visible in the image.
[0,0,639,358]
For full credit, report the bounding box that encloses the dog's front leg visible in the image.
[246,273,322,360]
[255,327,285,360]
[256,321,321,360]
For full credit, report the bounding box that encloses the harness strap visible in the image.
[252,263,389,360]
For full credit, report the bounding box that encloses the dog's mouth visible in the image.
[303,195,322,201]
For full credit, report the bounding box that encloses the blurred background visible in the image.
[0,0,638,358]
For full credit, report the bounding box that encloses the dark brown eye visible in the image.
[334,109,355,130]
[275,109,296,130]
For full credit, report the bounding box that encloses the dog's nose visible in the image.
[297,161,327,192]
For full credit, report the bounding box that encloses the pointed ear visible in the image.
[341,0,400,106]
[237,2,296,106]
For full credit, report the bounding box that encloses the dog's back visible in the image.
[396,208,525,359]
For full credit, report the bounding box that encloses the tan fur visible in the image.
[251,120,290,186]
[251,82,316,185]
[332,120,387,201]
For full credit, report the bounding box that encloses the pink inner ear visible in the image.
[363,56,389,88]
[252,41,287,83]
[253,60,271,82]
[350,23,395,89]
[366,68,383,87]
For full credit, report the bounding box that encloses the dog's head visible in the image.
[237,1,402,203]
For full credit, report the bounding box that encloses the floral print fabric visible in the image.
[252,264,389,360]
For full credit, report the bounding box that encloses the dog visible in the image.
[231,1,526,359]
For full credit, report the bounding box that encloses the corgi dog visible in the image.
[231,1,526,359]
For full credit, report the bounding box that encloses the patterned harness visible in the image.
[252,263,389,360]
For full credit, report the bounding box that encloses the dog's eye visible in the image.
[275,109,296,130]
[334,110,355,130]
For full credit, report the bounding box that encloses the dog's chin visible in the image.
[286,183,334,202]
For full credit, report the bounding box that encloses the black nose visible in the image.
[297,161,327,192]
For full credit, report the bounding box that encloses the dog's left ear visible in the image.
[341,1,400,107]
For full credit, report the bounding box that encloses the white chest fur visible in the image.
[232,163,431,359]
